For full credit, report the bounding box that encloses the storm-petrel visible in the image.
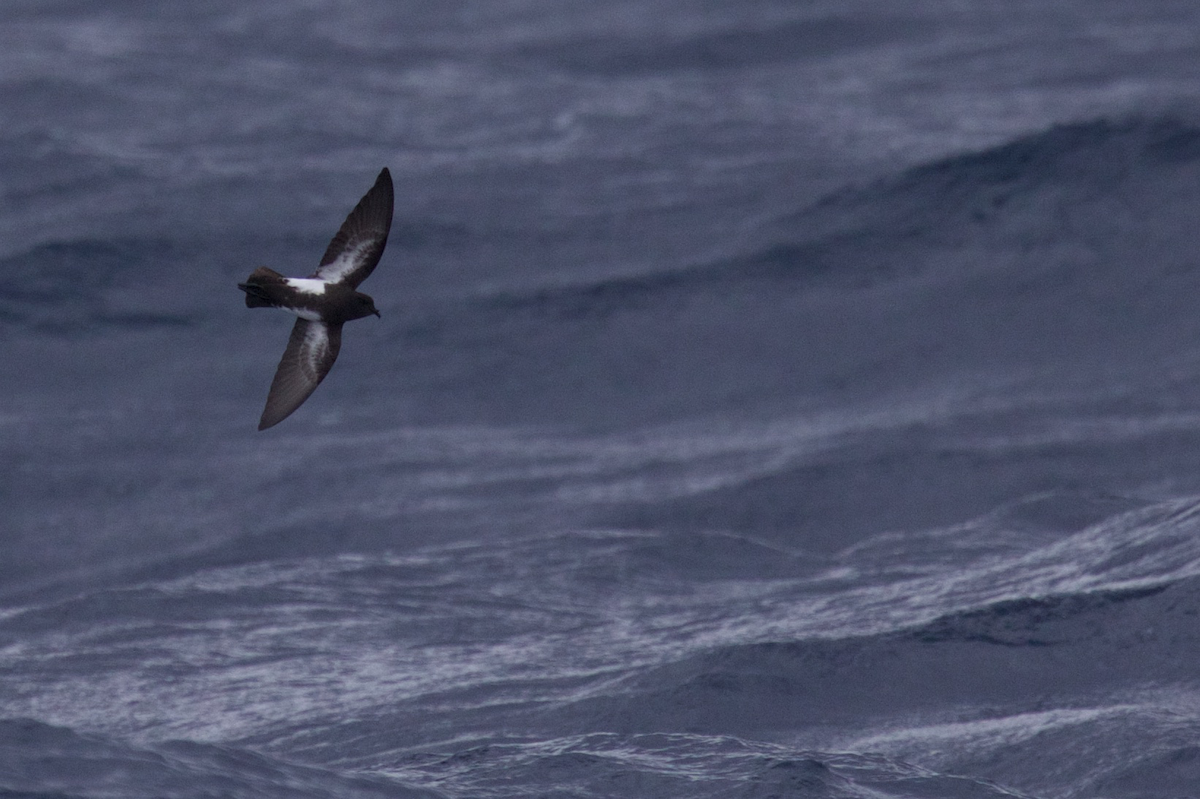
[238,168,394,430]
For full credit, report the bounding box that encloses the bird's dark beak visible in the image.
[373,309,381,318]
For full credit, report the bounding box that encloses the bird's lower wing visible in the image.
[258,319,343,430]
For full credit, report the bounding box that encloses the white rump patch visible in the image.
[285,278,328,295]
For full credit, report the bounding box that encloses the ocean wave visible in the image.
[511,15,924,75]
[9,490,1200,738]
[16,114,1200,371]
[0,719,1028,798]
[0,239,195,333]
[478,114,1200,318]
[396,732,1021,799]
[5,488,1200,796]
[0,718,439,799]
[554,575,1200,755]
[795,115,1200,245]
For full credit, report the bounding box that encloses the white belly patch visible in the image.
[285,306,323,322]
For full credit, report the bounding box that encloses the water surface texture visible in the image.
[6,2,1200,797]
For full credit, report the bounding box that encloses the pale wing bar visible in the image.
[313,168,394,288]
[258,319,344,430]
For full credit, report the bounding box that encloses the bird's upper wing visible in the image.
[311,168,394,288]
[258,319,343,430]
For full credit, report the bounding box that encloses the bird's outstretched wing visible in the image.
[312,168,394,288]
[259,319,343,430]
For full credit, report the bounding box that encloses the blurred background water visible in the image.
[6,2,1200,796]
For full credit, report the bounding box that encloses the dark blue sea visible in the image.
[6,2,1200,796]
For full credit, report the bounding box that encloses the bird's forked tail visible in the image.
[238,266,286,308]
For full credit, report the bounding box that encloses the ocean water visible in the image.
[6,1,1200,797]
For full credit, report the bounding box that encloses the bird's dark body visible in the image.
[238,168,394,430]
[238,268,379,324]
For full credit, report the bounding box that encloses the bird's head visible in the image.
[351,292,380,320]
